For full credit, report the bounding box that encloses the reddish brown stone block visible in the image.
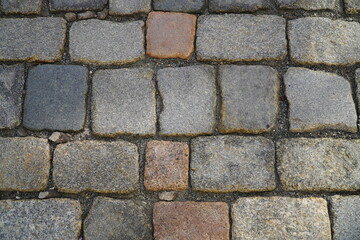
[154,201,230,240]
[146,11,197,60]
[144,140,189,191]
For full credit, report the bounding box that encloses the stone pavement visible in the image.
[1,0,360,239]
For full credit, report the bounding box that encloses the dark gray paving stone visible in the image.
[0,199,82,240]
[1,0,42,14]
[276,0,337,10]
[53,141,139,193]
[0,18,66,62]
[191,136,276,192]
[153,0,205,12]
[50,0,107,11]
[0,64,24,129]
[84,197,151,240]
[109,0,151,15]
[345,0,360,13]
[285,67,357,132]
[158,65,216,136]
[23,65,87,131]
[196,14,286,62]
[92,68,156,136]
[219,65,279,133]
[209,0,271,12]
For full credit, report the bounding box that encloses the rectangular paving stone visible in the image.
[109,0,151,15]
[357,69,360,112]
[0,137,50,191]
[289,17,360,65]
[209,0,271,12]
[345,0,360,13]
[0,199,82,240]
[191,136,276,192]
[158,65,216,136]
[285,67,357,132]
[53,140,139,193]
[84,197,151,240]
[154,201,230,240]
[50,0,107,11]
[232,197,331,239]
[153,0,205,12]
[23,65,88,131]
[0,18,66,62]
[331,195,360,240]
[276,0,337,10]
[277,138,360,191]
[0,64,24,129]
[70,20,145,65]
[196,14,286,62]
[92,68,156,136]
[219,65,279,133]
[1,0,42,14]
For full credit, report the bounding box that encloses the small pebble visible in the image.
[38,190,60,199]
[15,196,20,199]
[65,12,77,22]
[97,8,108,19]
[38,192,49,199]
[49,132,70,144]
[159,191,177,201]
[16,128,28,137]
[78,11,96,20]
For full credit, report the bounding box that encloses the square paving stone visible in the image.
[154,201,230,240]
[84,197,151,240]
[50,0,107,11]
[289,17,360,65]
[0,64,24,129]
[0,199,82,240]
[109,0,151,15]
[1,0,42,14]
[146,12,197,60]
[23,65,88,131]
[276,0,337,10]
[331,195,360,240]
[92,68,156,136]
[191,136,276,193]
[196,14,286,62]
[232,197,331,239]
[153,0,205,12]
[209,0,271,12]
[0,137,50,191]
[0,18,66,62]
[277,138,360,191]
[158,65,216,136]
[285,67,357,132]
[70,20,145,65]
[219,65,279,133]
[53,140,139,193]
[144,140,189,191]
[345,0,360,13]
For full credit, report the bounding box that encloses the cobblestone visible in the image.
[345,0,360,13]
[209,0,271,12]
[276,0,337,10]
[109,0,151,15]
[153,0,205,12]
[1,0,42,14]
[50,0,106,11]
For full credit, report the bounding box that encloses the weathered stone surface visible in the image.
[196,14,286,62]
[50,0,107,11]
[0,137,50,191]
[1,0,42,14]
[64,12,77,21]
[0,199,82,240]
[84,197,151,240]
[97,8,108,19]
[191,136,276,192]
[23,65,88,131]
[92,68,156,136]
[146,12,196,60]
[331,195,360,240]
[70,20,145,65]
[219,65,279,133]
[356,69,360,112]
[289,17,360,65]
[158,65,216,136]
[345,0,360,13]
[232,197,331,239]
[153,0,205,12]
[285,67,357,132]
[159,191,177,201]
[277,138,360,191]
[277,0,337,10]
[144,140,189,191]
[53,141,139,193]
[109,0,151,15]
[0,64,24,129]
[77,10,96,19]
[154,201,229,240]
[0,18,66,62]
[210,0,271,12]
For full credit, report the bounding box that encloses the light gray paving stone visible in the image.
[277,138,360,191]
[50,0,107,11]
[1,0,42,14]
[345,0,360,13]
[0,199,82,240]
[92,68,156,136]
[158,65,216,136]
[0,18,66,62]
[232,197,331,240]
[53,141,139,193]
[356,69,360,114]
[153,0,205,12]
[0,137,50,191]
[70,20,145,65]
[23,65,88,131]
[289,17,360,65]
[209,0,271,12]
[285,67,357,132]
[109,0,151,15]
[84,197,151,240]
[0,64,24,129]
[331,195,360,240]
[191,136,276,192]
[196,14,286,62]
[276,0,337,10]
[220,65,279,133]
